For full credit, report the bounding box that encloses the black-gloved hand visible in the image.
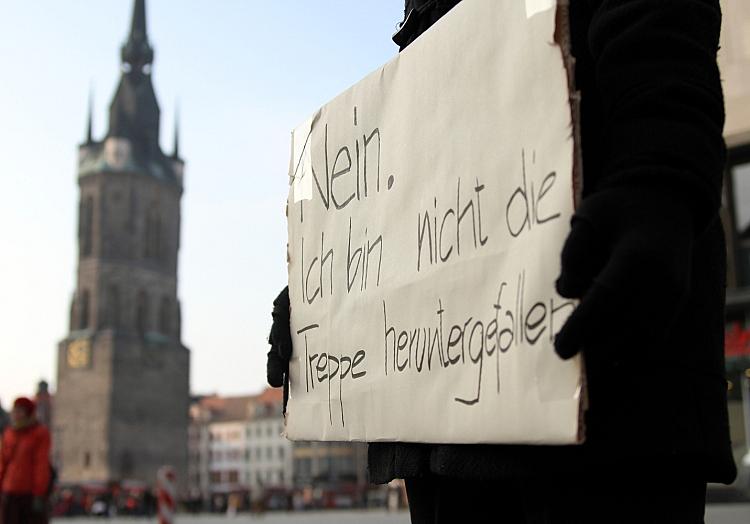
[267,286,292,387]
[554,186,694,362]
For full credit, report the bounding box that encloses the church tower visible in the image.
[54,0,190,489]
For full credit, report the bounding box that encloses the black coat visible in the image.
[368,0,737,485]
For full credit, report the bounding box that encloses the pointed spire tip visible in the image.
[173,104,180,159]
[131,0,148,40]
[121,0,153,69]
[86,86,94,143]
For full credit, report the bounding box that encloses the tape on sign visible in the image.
[291,116,313,203]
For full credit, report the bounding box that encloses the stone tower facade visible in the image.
[54,0,190,489]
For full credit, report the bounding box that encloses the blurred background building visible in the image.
[52,0,190,491]
[188,389,369,512]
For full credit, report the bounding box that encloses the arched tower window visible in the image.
[155,214,162,259]
[144,205,162,261]
[69,295,76,331]
[159,296,171,335]
[119,450,134,478]
[143,212,151,259]
[105,285,121,330]
[78,290,90,330]
[79,196,94,257]
[136,290,149,335]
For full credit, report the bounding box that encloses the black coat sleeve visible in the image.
[586,0,725,230]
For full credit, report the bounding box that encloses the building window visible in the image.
[136,290,149,334]
[159,296,171,335]
[78,290,90,330]
[83,451,91,469]
[176,302,182,339]
[69,296,76,331]
[105,285,121,329]
[144,205,162,260]
[119,450,134,478]
[266,447,272,460]
[80,195,94,257]
[279,446,285,459]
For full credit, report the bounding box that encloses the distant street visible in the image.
[52,504,750,524]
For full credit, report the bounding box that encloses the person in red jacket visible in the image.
[0,397,51,524]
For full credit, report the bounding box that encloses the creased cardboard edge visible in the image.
[555,0,588,445]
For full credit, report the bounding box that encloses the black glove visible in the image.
[267,286,292,388]
[554,186,694,362]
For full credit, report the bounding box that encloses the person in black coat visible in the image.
[268,0,736,521]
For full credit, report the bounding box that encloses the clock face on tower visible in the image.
[67,339,92,369]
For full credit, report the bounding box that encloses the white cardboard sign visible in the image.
[285,0,583,444]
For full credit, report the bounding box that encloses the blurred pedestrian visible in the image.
[33,382,52,430]
[226,492,240,517]
[0,397,51,524]
[268,0,736,522]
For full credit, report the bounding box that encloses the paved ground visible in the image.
[52,504,750,523]
[53,512,410,524]
[707,503,750,524]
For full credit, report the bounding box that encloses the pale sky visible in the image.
[0,0,403,406]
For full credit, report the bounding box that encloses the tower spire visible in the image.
[130,0,147,40]
[86,87,94,144]
[172,104,180,159]
[108,0,160,155]
[121,0,153,74]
